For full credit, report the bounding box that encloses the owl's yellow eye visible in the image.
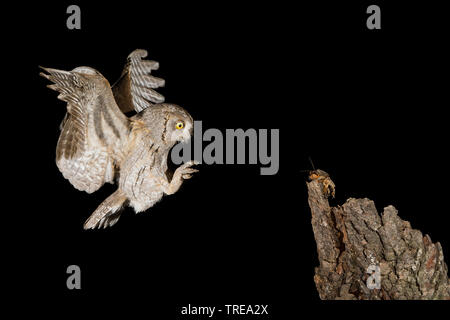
[175,121,184,130]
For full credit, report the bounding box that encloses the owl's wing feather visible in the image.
[112,49,165,113]
[83,189,128,229]
[40,66,130,193]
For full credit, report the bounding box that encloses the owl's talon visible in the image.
[180,168,198,180]
[181,160,200,168]
[166,161,199,195]
[43,50,198,229]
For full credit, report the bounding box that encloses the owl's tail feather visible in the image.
[83,189,128,230]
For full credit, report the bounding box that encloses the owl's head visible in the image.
[138,103,194,147]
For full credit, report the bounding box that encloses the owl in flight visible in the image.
[40,49,198,229]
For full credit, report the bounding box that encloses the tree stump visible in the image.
[307,171,450,300]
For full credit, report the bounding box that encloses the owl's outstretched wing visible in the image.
[112,49,165,113]
[40,66,131,193]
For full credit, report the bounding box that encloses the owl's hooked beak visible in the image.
[176,121,193,143]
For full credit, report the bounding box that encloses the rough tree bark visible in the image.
[307,171,450,300]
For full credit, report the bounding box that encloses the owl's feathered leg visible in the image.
[164,160,199,195]
[83,189,128,230]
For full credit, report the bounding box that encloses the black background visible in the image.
[6,0,450,316]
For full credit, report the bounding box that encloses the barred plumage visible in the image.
[112,49,166,113]
[40,49,198,229]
